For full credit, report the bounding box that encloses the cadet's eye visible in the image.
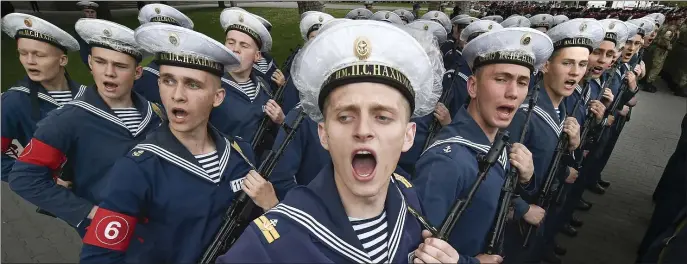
[162,78,176,86]
[518,81,528,87]
[188,82,200,89]
[338,115,351,123]
[495,77,506,83]
[376,115,392,123]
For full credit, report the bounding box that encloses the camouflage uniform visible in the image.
[665,22,687,95]
[646,24,677,85]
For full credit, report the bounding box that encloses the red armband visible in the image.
[17,138,67,170]
[1,137,11,153]
[83,208,137,252]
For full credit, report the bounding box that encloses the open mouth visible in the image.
[171,107,189,120]
[623,52,633,58]
[351,149,377,182]
[27,68,40,75]
[496,105,515,120]
[103,81,119,91]
[564,79,577,89]
[591,66,604,75]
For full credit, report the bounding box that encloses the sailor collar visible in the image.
[268,163,410,263]
[132,123,234,184]
[65,85,154,137]
[8,75,87,106]
[529,86,565,136]
[221,72,271,101]
[575,83,591,104]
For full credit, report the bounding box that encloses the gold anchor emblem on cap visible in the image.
[239,13,244,22]
[579,22,587,32]
[357,10,361,15]
[424,24,429,30]
[103,29,111,37]
[521,34,531,46]
[155,7,161,14]
[169,33,179,46]
[318,15,323,22]
[488,24,493,30]
[385,12,390,19]
[24,18,32,27]
[434,12,439,18]
[354,36,371,60]
[609,22,615,29]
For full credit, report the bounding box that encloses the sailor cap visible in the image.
[422,11,452,34]
[75,18,144,61]
[460,20,503,43]
[627,18,655,37]
[291,20,442,122]
[452,16,478,27]
[453,14,471,21]
[530,14,554,29]
[138,4,194,29]
[76,1,98,9]
[345,8,373,20]
[134,23,240,77]
[501,15,531,28]
[624,21,639,40]
[2,13,80,52]
[226,7,272,32]
[300,11,334,41]
[371,11,404,25]
[407,19,448,44]
[546,18,604,52]
[301,10,319,20]
[644,13,666,27]
[600,19,630,50]
[220,9,273,52]
[393,9,415,24]
[552,15,570,27]
[463,27,553,73]
[482,15,504,23]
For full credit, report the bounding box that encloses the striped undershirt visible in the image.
[255,58,269,73]
[195,150,221,181]
[349,211,389,263]
[237,79,258,101]
[47,90,73,104]
[112,107,142,134]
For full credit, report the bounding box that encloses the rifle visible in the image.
[485,83,540,256]
[522,82,587,248]
[577,67,616,154]
[199,107,307,264]
[421,63,463,151]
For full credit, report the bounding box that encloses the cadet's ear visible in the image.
[401,122,416,152]
[467,74,478,99]
[134,65,143,80]
[542,61,550,74]
[59,53,68,67]
[213,80,226,108]
[253,49,262,63]
[317,122,329,150]
[87,54,93,71]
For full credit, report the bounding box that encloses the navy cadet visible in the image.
[345,7,373,20]
[393,9,415,24]
[8,18,162,237]
[482,15,504,23]
[75,1,98,66]
[246,11,283,91]
[442,16,477,72]
[79,22,279,263]
[501,15,531,28]
[132,3,194,105]
[414,27,553,264]
[1,13,86,179]
[506,19,601,264]
[371,10,404,25]
[217,20,462,264]
[529,14,554,33]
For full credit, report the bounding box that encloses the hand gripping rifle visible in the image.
[596,51,643,141]
[485,85,540,256]
[421,63,463,151]
[522,82,587,248]
[199,107,307,264]
[577,68,615,156]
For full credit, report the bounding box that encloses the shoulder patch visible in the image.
[253,215,280,243]
[393,173,412,188]
[231,140,254,168]
[150,103,166,121]
[128,147,155,162]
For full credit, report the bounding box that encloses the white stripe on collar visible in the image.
[457,72,469,82]
[387,180,408,262]
[66,100,154,137]
[144,67,160,76]
[533,106,563,136]
[75,85,88,99]
[133,137,231,184]
[8,86,60,106]
[423,135,508,170]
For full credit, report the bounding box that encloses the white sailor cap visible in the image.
[452,16,478,27]
[463,27,553,73]
[529,14,554,29]
[301,10,319,20]
[644,13,665,27]
[138,4,194,29]
[422,11,452,34]
[453,14,471,21]
[627,18,655,37]
[2,13,79,52]
[552,15,569,27]
[501,15,531,28]
[300,11,334,41]
[407,19,448,44]
[317,18,352,36]
[371,11,404,25]
[76,1,98,10]
[134,23,240,77]
[220,9,273,52]
[624,21,639,40]
[460,20,503,43]
[75,18,144,61]
[291,20,442,122]
[547,19,604,52]
[482,15,504,23]
[600,19,629,50]
[345,8,373,20]
[227,7,272,32]
[393,9,415,24]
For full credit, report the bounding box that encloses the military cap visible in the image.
[627,18,655,37]
[345,8,373,20]
[524,14,532,18]
[644,13,666,27]
[600,19,630,50]
[530,14,554,29]
[75,18,144,61]
[552,15,570,27]
[301,10,319,20]
[452,16,478,26]
[546,19,604,52]
[407,19,448,44]
[318,18,352,34]
[371,11,404,25]
[624,21,639,40]
[291,20,443,122]
[2,13,79,52]
[300,11,334,41]
[220,9,273,52]
[227,7,272,31]
[134,23,240,77]
[463,27,553,73]
[482,15,504,23]
[459,20,503,43]
[454,14,471,21]
[138,4,194,29]
[76,1,98,10]
[393,9,415,24]
[422,11,452,34]
[501,15,531,28]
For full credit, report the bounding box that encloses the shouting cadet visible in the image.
[1,13,85,179]
[8,18,162,237]
[217,20,463,263]
[79,22,279,263]
[414,27,553,264]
